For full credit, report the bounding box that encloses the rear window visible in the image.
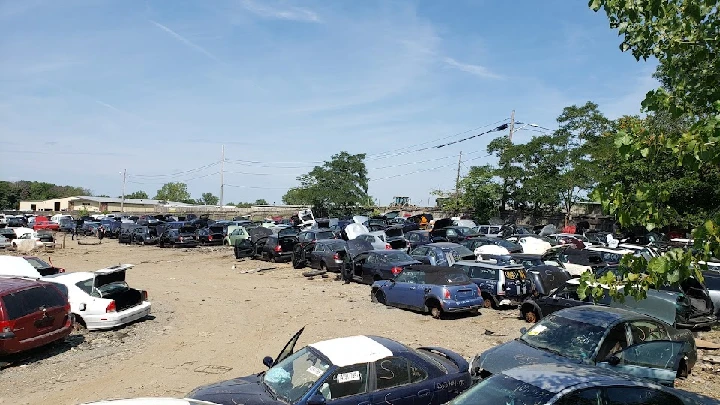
[24,257,51,269]
[316,231,335,240]
[702,273,720,290]
[2,285,66,320]
[323,241,347,251]
[448,245,474,257]
[456,265,499,280]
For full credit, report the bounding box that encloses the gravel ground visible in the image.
[0,241,718,404]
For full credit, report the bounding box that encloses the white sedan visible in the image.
[42,264,151,331]
[81,398,219,405]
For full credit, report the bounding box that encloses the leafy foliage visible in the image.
[581,0,720,302]
[200,192,219,206]
[255,199,269,205]
[154,182,191,203]
[282,152,369,217]
[124,190,149,199]
[0,180,91,210]
[433,165,501,223]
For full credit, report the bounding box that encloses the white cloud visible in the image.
[443,57,502,79]
[239,0,320,23]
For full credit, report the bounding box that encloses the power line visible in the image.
[127,171,220,185]
[225,184,293,190]
[369,154,492,182]
[130,161,221,178]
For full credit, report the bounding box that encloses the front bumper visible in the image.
[84,301,152,330]
[676,314,717,329]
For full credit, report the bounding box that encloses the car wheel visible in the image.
[73,315,87,332]
[677,359,689,378]
[523,309,538,323]
[269,254,277,263]
[373,290,386,305]
[483,297,494,309]
[430,306,443,319]
[320,262,327,272]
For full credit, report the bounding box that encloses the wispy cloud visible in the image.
[149,20,220,62]
[443,57,502,80]
[239,0,320,23]
[94,100,125,113]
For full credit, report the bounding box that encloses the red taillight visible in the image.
[274,245,282,253]
[385,244,392,250]
[179,237,184,242]
[106,301,116,313]
[391,266,402,276]
[0,320,14,333]
[208,235,213,241]
[142,290,148,301]
[443,288,451,299]
[333,253,340,260]
[58,268,65,273]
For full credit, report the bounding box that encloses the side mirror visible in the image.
[519,327,527,335]
[307,394,326,405]
[262,356,274,368]
[606,355,621,366]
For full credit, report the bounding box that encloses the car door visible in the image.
[370,357,417,405]
[362,254,380,283]
[271,326,305,367]
[386,271,423,309]
[318,363,371,405]
[602,386,686,405]
[596,341,686,386]
[410,247,430,264]
[309,243,324,269]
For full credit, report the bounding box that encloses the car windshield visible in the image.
[455,227,473,236]
[448,245,474,257]
[495,240,518,249]
[378,251,415,262]
[519,313,606,360]
[316,231,335,240]
[263,347,331,403]
[24,257,50,269]
[449,374,553,405]
[323,241,346,251]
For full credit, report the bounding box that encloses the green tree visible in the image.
[255,199,269,205]
[282,152,369,217]
[0,180,90,209]
[124,190,149,199]
[154,182,191,202]
[200,192,219,205]
[432,166,501,222]
[581,0,720,302]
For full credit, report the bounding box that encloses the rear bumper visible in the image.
[273,252,293,262]
[84,301,152,330]
[441,298,485,313]
[0,319,73,355]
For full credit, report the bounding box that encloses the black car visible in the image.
[292,228,337,269]
[461,237,522,254]
[58,219,77,233]
[306,239,348,272]
[430,224,474,243]
[6,217,26,227]
[131,226,159,245]
[256,228,298,263]
[158,226,198,248]
[384,226,407,250]
[197,225,224,246]
[405,230,433,252]
[0,228,16,241]
[118,224,139,244]
[348,249,421,284]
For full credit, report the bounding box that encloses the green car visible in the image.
[224,225,249,246]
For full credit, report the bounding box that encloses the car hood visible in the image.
[476,339,574,375]
[345,223,369,240]
[189,375,282,405]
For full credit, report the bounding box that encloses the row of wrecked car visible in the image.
[0,255,151,358]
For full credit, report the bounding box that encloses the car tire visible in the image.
[677,359,689,378]
[302,269,326,277]
[292,253,305,269]
[430,306,443,319]
[320,262,327,272]
[482,295,494,309]
[523,309,539,323]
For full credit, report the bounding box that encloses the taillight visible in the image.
[208,235,213,241]
[274,245,282,252]
[58,268,65,273]
[443,288,451,299]
[106,301,116,313]
[391,266,402,276]
[0,320,15,333]
[385,244,392,250]
[141,290,148,301]
[333,253,340,260]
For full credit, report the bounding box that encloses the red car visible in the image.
[0,278,73,355]
[33,216,59,231]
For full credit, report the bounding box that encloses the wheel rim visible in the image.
[524,311,538,323]
[431,307,441,319]
[483,298,493,309]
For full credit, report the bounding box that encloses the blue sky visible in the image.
[0,0,657,206]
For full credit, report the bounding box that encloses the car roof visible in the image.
[509,253,542,259]
[309,335,406,367]
[0,277,49,294]
[503,363,647,394]
[427,242,461,248]
[454,260,525,270]
[551,305,650,327]
[43,271,94,284]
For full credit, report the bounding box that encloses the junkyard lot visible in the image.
[1,243,718,405]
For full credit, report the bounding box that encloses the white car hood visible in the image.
[519,237,552,254]
[13,227,35,238]
[0,256,42,278]
[475,245,509,257]
[353,216,369,225]
[345,223,369,240]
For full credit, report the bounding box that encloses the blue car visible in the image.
[371,265,484,319]
[189,327,472,405]
[450,363,718,405]
[471,306,697,387]
[409,242,476,266]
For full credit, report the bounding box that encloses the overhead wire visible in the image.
[130,161,221,178]
[127,171,220,185]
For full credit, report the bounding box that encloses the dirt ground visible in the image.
[1,241,718,405]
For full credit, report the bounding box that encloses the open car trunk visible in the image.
[94,264,144,311]
[278,236,297,252]
[385,226,407,250]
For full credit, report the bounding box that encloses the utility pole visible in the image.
[121,169,126,212]
[455,151,462,215]
[509,109,515,143]
[220,145,225,207]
